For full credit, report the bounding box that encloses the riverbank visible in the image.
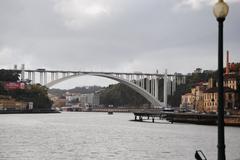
[0,109,60,114]
[167,113,240,126]
[92,108,139,113]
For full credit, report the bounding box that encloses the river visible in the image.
[0,112,239,160]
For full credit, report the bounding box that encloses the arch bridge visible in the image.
[10,66,186,108]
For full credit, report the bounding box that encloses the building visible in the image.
[193,68,202,74]
[181,51,240,113]
[223,50,240,110]
[65,92,80,103]
[181,82,208,111]
[224,74,238,90]
[224,50,240,75]
[203,87,236,112]
[223,51,240,90]
[182,80,238,113]
[181,93,194,109]
[191,82,208,112]
[0,96,28,111]
[79,93,100,107]
[51,96,66,108]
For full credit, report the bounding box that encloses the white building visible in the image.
[79,93,100,106]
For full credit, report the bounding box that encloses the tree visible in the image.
[26,84,53,110]
[100,83,150,107]
[0,69,20,82]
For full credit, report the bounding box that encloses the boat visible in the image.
[108,111,113,115]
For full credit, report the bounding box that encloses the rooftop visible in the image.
[204,87,236,93]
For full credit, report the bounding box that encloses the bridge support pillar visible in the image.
[126,75,129,81]
[151,78,155,96]
[54,72,58,80]
[151,78,154,96]
[40,72,43,85]
[136,75,140,86]
[141,78,144,89]
[172,76,177,95]
[155,77,158,100]
[164,69,168,107]
[150,78,152,95]
[146,78,150,93]
[51,72,54,81]
[28,72,31,81]
[32,72,35,84]
[44,72,47,85]
[21,64,25,81]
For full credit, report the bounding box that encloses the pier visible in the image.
[133,110,240,126]
[133,110,172,123]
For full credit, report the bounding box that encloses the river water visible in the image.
[0,112,239,160]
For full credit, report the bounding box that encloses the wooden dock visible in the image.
[133,110,171,123]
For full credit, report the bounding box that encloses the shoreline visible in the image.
[0,110,60,114]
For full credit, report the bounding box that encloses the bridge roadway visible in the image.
[11,69,178,77]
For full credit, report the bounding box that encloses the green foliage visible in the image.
[0,82,7,95]
[0,69,20,82]
[100,83,150,107]
[185,72,217,91]
[168,84,187,107]
[7,84,53,110]
[27,84,52,109]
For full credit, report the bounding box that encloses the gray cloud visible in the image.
[0,0,239,88]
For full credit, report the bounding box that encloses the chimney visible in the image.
[226,50,230,74]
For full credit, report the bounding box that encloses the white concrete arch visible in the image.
[45,73,163,107]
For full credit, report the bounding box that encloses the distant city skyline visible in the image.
[0,0,239,88]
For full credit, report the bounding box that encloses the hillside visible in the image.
[99,83,150,107]
[49,86,103,96]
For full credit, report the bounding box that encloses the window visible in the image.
[228,94,232,100]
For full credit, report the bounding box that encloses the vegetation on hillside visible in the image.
[0,69,20,82]
[100,83,150,107]
[0,69,52,110]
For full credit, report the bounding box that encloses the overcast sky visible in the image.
[0,0,239,88]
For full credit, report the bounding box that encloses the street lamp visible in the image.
[213,0,229,160]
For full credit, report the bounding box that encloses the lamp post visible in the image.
[213,1,229,160]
